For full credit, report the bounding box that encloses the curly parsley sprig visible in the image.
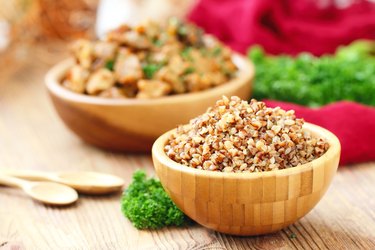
[121,170,188,229]
[248,40,375,107]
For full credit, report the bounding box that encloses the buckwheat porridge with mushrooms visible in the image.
[63,18,238,99]
[165,96,329,172]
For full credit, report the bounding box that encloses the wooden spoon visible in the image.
[1,170,125,194]
[0,174,78,206]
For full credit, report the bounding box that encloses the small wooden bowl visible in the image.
[152,123,341,235]
[45,54,253,152]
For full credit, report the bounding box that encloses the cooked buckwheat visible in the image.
[165,96,329,172]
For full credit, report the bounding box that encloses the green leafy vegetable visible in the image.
[212,47,222,56]
[142,63,163,79]
[181,47,193,61]
[177,26,188,36]
[248,40,375,107]
[183,67,195,75]
[121,170,188,229]
[105,60,114,71]
[152,38,164,47]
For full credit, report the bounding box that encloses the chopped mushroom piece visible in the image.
[155,68,186,93]
[114,50,143,84]
[109,28,151,49]
[138,20,160,39]
[206,72,227,86]
[63,18,238,98]
[185,73,211,92]
[137,80,172,98]
[86,69,115,94]
[122,31,152,49]
[93,41,118,60]
[106,24,131,42]
[168,55,188,75]
[98,87,127,98]
[71,39,94,69]
[64,65,89,93]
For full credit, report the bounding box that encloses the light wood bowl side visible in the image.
[45,54,254,152]
[152,123,341,235]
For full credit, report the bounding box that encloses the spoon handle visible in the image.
[0,169,54,181]
[0,174,29,189]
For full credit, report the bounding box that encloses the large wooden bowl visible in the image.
[152,123,341,235]
[45,54,254,152]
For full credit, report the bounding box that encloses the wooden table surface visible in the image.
[0,44,375,250]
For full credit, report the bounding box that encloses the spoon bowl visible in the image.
[1,169,125,194]
[56,171,125,194]
[26,181,79,205]
[0,175,78,206]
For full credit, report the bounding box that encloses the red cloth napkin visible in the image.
[188,0,375,164]
[264,100,375,165]
[188,0,375,55]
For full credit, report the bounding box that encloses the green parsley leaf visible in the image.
[183,67,195,75]
[212,47,222,56]
[248,40,375,107]
[105,60,114,71]
[121,170,188,229]
[181,47,193,61]
[142,63,163,79]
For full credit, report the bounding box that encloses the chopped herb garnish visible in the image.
[183,67,195,75]
[178,26,188,36]
[289,233,297,239]
[105,60,114,71]
[199,48,209,56]
[152,38,163,47]
[142,63,163,78]
[212,47,222,56]
[181,47,193,60]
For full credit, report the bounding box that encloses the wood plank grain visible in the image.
[0,43,374,249]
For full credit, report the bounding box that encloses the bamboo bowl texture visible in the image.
[152,123,341,235]
[45,54,253,152]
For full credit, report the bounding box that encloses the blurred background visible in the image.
[0,0,196,69]
[0,0,97,71]
[0,0,374,164]
[1,0,374,63]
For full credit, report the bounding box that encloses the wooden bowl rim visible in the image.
[152,122,341,179]
[45,53,254,106]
